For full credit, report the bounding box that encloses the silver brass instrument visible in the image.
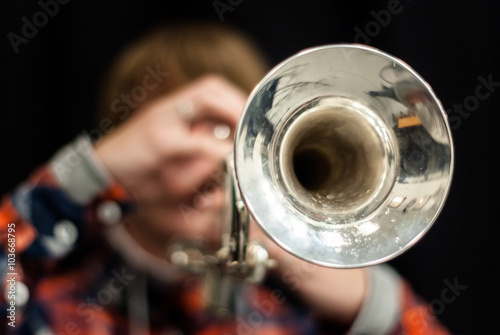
[170,44,454,315]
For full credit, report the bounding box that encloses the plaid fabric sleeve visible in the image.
[312,265,451,335]
[398,281,451,335]
[338,265,450,335]
[0,135,129,256]
[0,135,130,328]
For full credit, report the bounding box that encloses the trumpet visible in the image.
[169,44,454,315]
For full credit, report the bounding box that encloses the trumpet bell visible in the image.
[234,44,454,268]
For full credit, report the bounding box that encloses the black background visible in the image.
[1,1,499,334]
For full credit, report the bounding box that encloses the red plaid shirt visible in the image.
[0,164,451,335]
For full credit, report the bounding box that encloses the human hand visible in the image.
[96,75,245,201]
[95,75,247,241]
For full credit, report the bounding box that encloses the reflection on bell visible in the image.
[234,44,454,268]
[388,196,406,209]
[413,196,431,211]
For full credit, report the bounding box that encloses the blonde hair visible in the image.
[98,22,270,126]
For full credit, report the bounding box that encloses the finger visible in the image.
[193,93,241,132]
[150,109,233,152]
[157,130,233,194]
[178,75,248,130]
[141,75,246,145]
[169,132,233,168]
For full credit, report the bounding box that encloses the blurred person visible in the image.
[0,22,450,334]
